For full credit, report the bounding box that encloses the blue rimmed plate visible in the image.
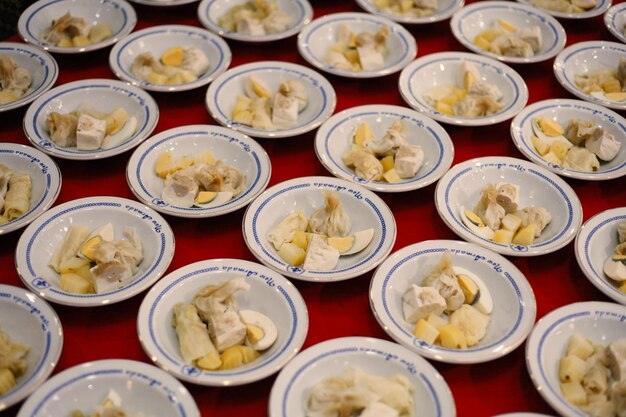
[15,196,175,307]
[197,0,313,42]
[450,1,566,64]
[297,12,417,79]
[510,99,626,181]
[575,208,626,305]
[525,301,626,417]
[242,176,396,281]
[205,61,336,139]
[0,284,62,412]
[0,43,58,113]
[434,156,583,257]
[16,359,200,417]
[398,51,528,126]
[553,41,626,111]
[109,25,232,93]
[605,3,626,44]
[18,0,137,54]
[314,104,454,192]
[126,124,271,218]
[23,79,159,160]
[370,239,537,364]
[516,0,611,19]
[136,259,308,386]
[355,0,464,24]
[268,336,456,417]
[0,143,61,236]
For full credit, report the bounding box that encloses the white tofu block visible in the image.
[182,47,210,77]
[359,402,400,417]
[402,284,447,323]
[76,113,106,151]
[236,17,266,36]
[272,93,299,129]
[357,45,385,70]
[517,26,543,52]
[303,234,339,271]
[208,310,247,352]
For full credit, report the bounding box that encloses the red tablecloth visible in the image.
[1,1,625,416]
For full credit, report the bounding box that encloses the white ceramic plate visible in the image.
[0,143,61,236]
[18,0,137,54]
[109,25,232,93]
[129,0,197,7]
[575,207,626,305]
[126,124,271,218]
[510,99,626,181]
[398,51,529,126]
[355,0,464,24]
[525,301,626,417]
[370,239,537,364]
[206,61,336,139]
[0,284,62,412]
[434,156,583,257]
[23,79,159,160]
[297,12,417,79]
[553,41,626,111]
[15,196,175,307]
[268,336,456,417]
[314,104,454,192]
[16,359,200,417]
[0,43,58,113]
[450,1,566,64]
[516,0,611,19]
[137,258,308,386]
[605,3,626,44]
[197,0,313,42]
[242,176,397,281]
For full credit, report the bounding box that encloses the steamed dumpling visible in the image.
[342,147,383,181]
[562,146,600,172]
[421,251,465,312]
[307,191,351,237]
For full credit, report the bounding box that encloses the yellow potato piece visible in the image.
[413,318,439,344]
[89,23,113,43]
[550,141,569,161]
[196,351,221,370]
[155,152,175,178]
[436,101,454,116]
[531,135,550,156]
[277,242,306,266]
[291,230,308,250]
[220,346,244,370]
[512,224,537,246]
[72,36,91,47]
[383,168,402,183]
[380,155,394,172]
[438,324,467,349]
[474,35,491,51]
[492,229,514,245]
[60,272,93,294]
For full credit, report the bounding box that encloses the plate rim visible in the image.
[574,207,626,305]
[515,0,612,19]
[268,336,457,417]
[17,0,138,54]
[0,143,62,236]
[354,0,466,24]
[313,104,455,192]
[369,239,537,364]
[296,11,418,79]
[449,1,567,64]
[0,42,59,113]
[197,0,314,42]
[205,60,337,139]
[524,301,625,417]
[509,98,626,181]
[126,124,272,218]
[604,3,626,44]
[433,156,583,257]
[398,51,529,126]
[22,78,160,161]
[136,258,309,386]
[14,195,175,307]
[108,24,232,93]
[553,40,626,111]
[15,358,201,417]
[0,284,63,412]
[241,175,397,281]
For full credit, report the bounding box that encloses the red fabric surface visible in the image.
[1,1,626,416]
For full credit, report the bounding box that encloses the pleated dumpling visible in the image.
[250,97,274,130]
[562,146,600,172]
[342,147,383,181]
[473,184,505,231]
[46,111,78,147]
[307,191,351,238]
